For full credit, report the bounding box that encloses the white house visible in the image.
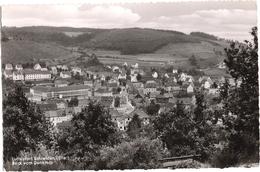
[13,71,24,81]
[118,73,127,80]
[204,81,211,89]
[24,69,52,81]
[45,111,73,127]
[164,73,169,78]
[71,67,82,75]
[218,62,226,69]
[61,65,69,71]
[173,77,177,83]
[101,75,106,81]
[15,64,23,71]
[130,74,138,82]
[5,64,13,70]
[3,70,13,79]
[60,71,71,79]
[132,63,139,69]
[180,73,188,81]
[187,84,194,93]
[152,72,158,79]
[51,66,58,75]
[34,63,42,70]
[112,66,120,72]
[172,69,178,74]
[188,77,194,83]
[144,80,157,95]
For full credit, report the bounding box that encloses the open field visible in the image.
[1,40,75,64]
[202,68,229,77]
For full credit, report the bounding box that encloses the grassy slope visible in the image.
[1,40,73,64]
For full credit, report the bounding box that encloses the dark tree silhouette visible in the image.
[57,102,118,166]
[3,85,52,161]
[217,26,259,165]
[127,114,142,139]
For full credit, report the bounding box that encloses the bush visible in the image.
[92,138,169,170]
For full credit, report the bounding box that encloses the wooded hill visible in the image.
[2,26,229,64]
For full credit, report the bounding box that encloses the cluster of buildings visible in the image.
[3,61,237,131]
[3,63,85,82]
[3,63,51,81]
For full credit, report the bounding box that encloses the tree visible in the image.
[68,97,79,107]
[73,72,82,80]
[194,91,206,122]
[3,85,30,113]
[93,138,168,169]
[3,86,52,162]
[126,75,131,81]
[153,102,214,160]
[117,87,122,93]
[189,54,197,66]
[217,27,259,165]
[87,53,102,66]
[136,73,142,82]
[105,76,111,82]
[57,102,119,167]
[126,114,142,139]
[146,100,160,116]
[114,97,120,107]
[212,82,218,89]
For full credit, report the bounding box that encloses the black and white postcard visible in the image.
[0,0,258,171]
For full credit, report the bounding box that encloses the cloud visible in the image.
[2,5,141,28]
[2,5,256,41]
[147,9,256,41]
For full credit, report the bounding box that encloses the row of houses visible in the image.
[4,69,52,81]
[28,84,92,101]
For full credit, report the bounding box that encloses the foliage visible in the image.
[153,102,215,160]
[81,53,102,68]
[215,26,259,166]
[57,102,119,167]
[126,114,142,139]
[72,72,83,80]
[146,100,160,116]
[189,54,198,66]
[136,73,142,81]
[194,91,207,122]
[114,97,120,107]
[22,62,35,69]
[68,97,79,107]
[3,85,52,162]
[92,138,168,169]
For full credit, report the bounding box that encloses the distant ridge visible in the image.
[2,26,228,66]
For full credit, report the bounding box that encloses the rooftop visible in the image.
[23,69,51,75]
[32,84,91,93]
[128,109,149,119]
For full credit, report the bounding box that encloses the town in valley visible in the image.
[1,1,258,170]
[3,55,231,130]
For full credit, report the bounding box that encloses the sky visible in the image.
[1,1,257,41]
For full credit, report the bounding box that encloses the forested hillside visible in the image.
[2,26,228,65]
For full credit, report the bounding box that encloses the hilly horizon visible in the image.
[1,26,230,68]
